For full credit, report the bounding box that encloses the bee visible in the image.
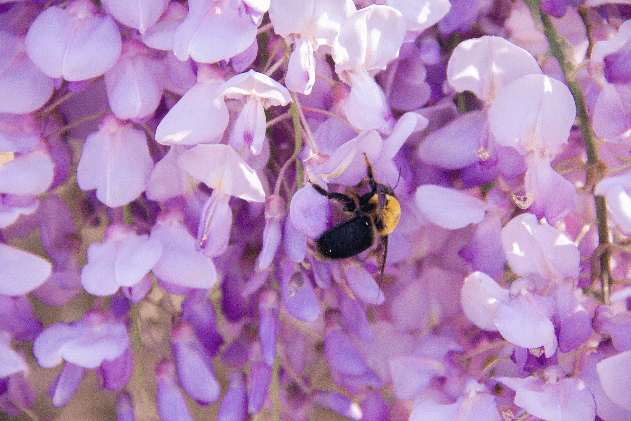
[310,154,401,283]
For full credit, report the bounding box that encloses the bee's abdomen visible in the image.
[316,215,375,259]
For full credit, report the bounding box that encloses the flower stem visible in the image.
[524,0,611,303]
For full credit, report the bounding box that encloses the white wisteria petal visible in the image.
[177,144,265,202]
[386,0,451,33]
[596,172,631,234]
[173,0,257,63]
[494,293,556,350]
[488,74,576,158]
[286,37,315,95]
[333,5,406,75]
[0,243,51,296]
[597,350,631,410]
[102,0,169,34]
[269,0,355,46]
[501,213,580,281]
[196,191,232,257]
[219,70,291,107]
[344,71,392,131]
[461,271,509,331]
[447,36,541,102]
[498,376,596,421]
[0,33,53,114]
[593,83,631,143]
[230,97,268,155]
[155,78,229,145]
[524,156,577,224]
[414,185,487,229]
[25,0,122,81]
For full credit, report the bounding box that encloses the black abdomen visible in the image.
[316,215,375,259]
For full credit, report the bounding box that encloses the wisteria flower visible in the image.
[218,70,291,155]
[80,224,162,298]
[25,0,122,81]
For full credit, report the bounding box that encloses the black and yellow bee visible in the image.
[310,155,401,280]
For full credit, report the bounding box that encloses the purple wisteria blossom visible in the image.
[4,0,631,420]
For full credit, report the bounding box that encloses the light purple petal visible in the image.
[171,323,220,405]
[25,0,122,81]
[219,69,291,106]
[76,116,154,207]
[418,110,488,169]
[593,83,631,142]
[155,78,229,146]
[461,271,509,331]
[81,241,119,296]
[150,213,218,289]
[196,191,232,257]
[524,156,577,223]
[177,144,265,202]
[597,350,631,410]
[104,39,166,120]
[447,36,541,102]
[0,243,51,296]
[230,96,267,155]
[0,33,53,114]
[333,5,406,74]
[344,71,392,131]
[0,150,54,196]
[389,355,446,400]
[217,372,247,421]
[489,74,576,158]
[286,37,315,95]
[279,259,321,322]
[146,146,193,202]
[0,331,29,377]
[498,376,596,421]
[501,213,580,281]
[386,0,451,32]
[156,360,194,421]
[494,293,556,350]
[33,314,129,369]
[50,362,85,407]
[344,264,385,305]
[289,184,328,238]
[313,391,362,420]
[102,0,169,34]
[173,0,257,63]
[414,184,487,229]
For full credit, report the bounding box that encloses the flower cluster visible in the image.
[2,0,631,420]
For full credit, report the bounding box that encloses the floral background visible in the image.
[2,0,631,420]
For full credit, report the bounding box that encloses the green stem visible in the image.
[288,95,305,188]
[524,0,611,303]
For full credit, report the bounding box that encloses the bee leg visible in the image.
[309,181,357,213]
